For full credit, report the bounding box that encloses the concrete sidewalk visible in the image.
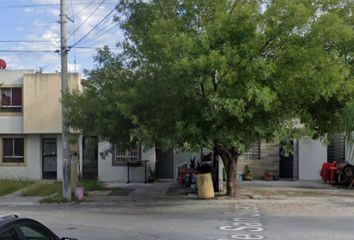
[238,180,354,199]
[0,181,175,207]
[0,183,46,206]
[0,196,42,206]
[105,181,174,199]
[1,179,349,206]
[82,181,176,206]
[240,179,335,189]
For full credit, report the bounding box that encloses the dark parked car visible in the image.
[0,214,77,240]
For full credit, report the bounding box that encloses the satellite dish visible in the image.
[0,59,6,70]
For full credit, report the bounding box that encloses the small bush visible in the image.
[40,192,68,204]
[80,180,106,191]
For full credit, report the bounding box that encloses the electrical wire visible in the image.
[0,2,117,9]
[72,46,119,49]
[67,0,107,40]
[0,40,57,43]
[74,21,119,48]
[0,50,56,53]
[0,22,58,27]
[70,0,79,73]
[71,0,97,19]
[69,6,116,49]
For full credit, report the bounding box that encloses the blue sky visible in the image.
[0,0,122,76]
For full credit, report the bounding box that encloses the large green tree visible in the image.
[65,0,354,196]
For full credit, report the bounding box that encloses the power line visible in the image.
[0,40,57,43]
[0,2,117,9]
[74,21,119,47]
[72,46,119,49]
[67,0,106,41]
[70,0,78,73]
[71,0,97,19]
[69,6,116,48]
[0,22,58,27]
[0,50,57,53]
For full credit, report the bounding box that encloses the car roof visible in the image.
[0,214,19,224]
[0,215,40,229]
[0,216,61,240]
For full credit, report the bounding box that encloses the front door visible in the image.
[279,150,294,179]
[82,136,98,180]
[156,147,174,179]
[42,138,57,179]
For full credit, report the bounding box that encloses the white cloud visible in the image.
[68,63,81,73]
[8,0,123,74]
[24,8,33,13]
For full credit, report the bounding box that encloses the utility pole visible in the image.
[60,0,71,201]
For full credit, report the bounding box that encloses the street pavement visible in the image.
[1,199,242,240]
[0,180,353,239]
[0,182,244,240]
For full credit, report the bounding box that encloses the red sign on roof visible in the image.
[0,59,6,70]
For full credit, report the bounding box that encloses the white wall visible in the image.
[0,70,33,85]
[0,70,33,135]
[299,138,327,180]
[0,134,41,180]
[98,142,156,182]
[173,151,200,179]
[345,140,354,164]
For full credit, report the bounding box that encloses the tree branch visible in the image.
[212,71,218,92]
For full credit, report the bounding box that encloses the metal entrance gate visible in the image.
[42,138,57,179]
[83,137,98,180]
[156,148,174,179]
[279,141,299,180]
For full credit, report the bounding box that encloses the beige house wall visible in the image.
[237,140,279,179]
[0,71,80,181]
[23,73,80,134]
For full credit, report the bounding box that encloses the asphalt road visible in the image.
[2,185,354,240]
[263,214,354,240]
[0,199,242,240]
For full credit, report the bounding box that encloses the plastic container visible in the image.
[196,173,215,199]
[74,187,85,200]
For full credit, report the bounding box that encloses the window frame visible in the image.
[0,136,26,166]
[0,87,23,113]
[327,134,345,163]
[240,141,261,160]
[14,220,60,240]
[0,227,21,240]
[112,143,142,166]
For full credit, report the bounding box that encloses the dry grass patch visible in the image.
[0,179,34,196]
[22,181,61,197]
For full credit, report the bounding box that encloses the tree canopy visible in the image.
[65,0,354,195]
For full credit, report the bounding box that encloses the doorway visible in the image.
[42,138,57,179]
[279,141,299,180]
[156,147,174,179]
[82,136,98,180]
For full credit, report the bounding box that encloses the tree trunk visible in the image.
[214,145,239,197]
[225,154,238,197]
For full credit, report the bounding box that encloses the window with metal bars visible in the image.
[240,141,261,160]
[2,138,24,163]
[327,134,345,163]
[0,88,22,112]
[112,143,141,166]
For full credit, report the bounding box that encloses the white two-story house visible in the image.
[0,70,81,180]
